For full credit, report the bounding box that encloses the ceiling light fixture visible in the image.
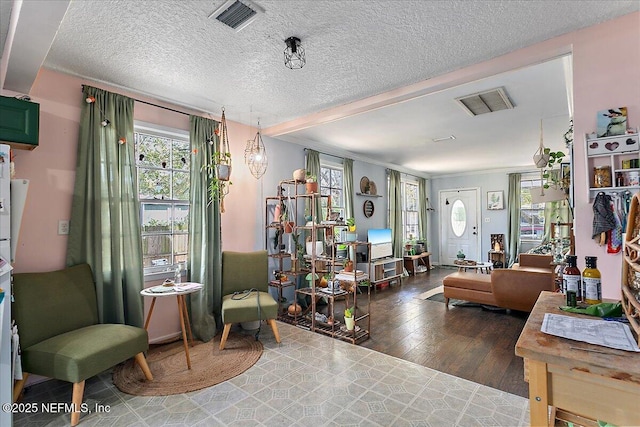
[284,37,305,69]
[245,120,268,179]
[432,135,456,142]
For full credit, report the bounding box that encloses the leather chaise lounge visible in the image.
[442,254,555,312]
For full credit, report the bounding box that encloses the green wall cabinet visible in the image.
[0,95,39,149]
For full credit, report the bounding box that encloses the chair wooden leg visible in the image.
[71,380,85,427]
[134,352,153,380]
[267,319,281,343]
[219,323,232,350]
[13,372,28,402]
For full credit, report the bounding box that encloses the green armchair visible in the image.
[12,264,152,426]
[219,251,281,350]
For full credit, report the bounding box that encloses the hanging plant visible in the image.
[202,108,232,212]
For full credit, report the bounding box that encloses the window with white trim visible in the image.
[402,180,419,240]
[135,123,190,274]
[320,162,344,221]
[520,172,545,242]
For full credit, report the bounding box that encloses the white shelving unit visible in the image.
[357,257,403,290]
[585,133,640,198]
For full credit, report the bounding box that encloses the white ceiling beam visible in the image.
[1,0,70,94]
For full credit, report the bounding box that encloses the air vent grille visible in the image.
[455,87,514,116]
[208,0,264,31]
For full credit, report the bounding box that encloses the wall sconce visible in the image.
[284,36,305,69]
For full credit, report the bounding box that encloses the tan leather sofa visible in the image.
[442,254,554,312]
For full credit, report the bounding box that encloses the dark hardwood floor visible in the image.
[360,267,529,398]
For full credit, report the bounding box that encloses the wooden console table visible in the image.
[515,291,640,427]
[403,252,431,275]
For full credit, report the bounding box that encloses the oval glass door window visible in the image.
[451,199,467,237]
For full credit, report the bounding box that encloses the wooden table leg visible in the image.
[180,295,194,345]
[528,359,551,426]
[176,295,192,370]
[143,297,157,330]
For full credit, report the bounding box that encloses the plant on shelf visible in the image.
[457,250,466,260]
[346,217,356,232]
[343,258,354,272]
[344,306,354,318]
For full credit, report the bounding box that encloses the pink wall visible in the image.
[571,13,639,299]
[11,69,257,274]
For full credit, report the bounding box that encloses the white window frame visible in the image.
[520,172,545,243]
[135,121,190,278]
[320,158,345,221]
[401,178,420,241]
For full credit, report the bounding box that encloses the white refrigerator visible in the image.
[0,143,29,426]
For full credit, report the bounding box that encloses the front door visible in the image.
[439,189,481,265]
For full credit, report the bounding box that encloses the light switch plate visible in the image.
[58,220,69,235]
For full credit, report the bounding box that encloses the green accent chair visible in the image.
[219,251,281,349]
[12,264,152,426]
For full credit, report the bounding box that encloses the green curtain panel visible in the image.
[66,85,144,327]
[418,177,429,245]
[187,115,221,342]
[343,158,354,221]
[388,170,403,258]
[305,149,322,225]
[507,173,521,266]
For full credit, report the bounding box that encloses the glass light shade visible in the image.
[245,131,268,179]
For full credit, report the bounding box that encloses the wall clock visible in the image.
[363,200,375,218]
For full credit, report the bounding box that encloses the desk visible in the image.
[141,283,203,370]
[515,291,640,426]
[403,252,431,275]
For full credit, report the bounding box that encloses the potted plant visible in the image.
[457,250,466,260]
[344,306,355,331]
[343,259,354,272]
[346,217,356,232]
[541,149,565,189]
[305,173,318,194]
[202,151,232,211]
[212,151,232,181]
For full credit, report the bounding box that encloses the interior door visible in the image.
[439,189,480,265]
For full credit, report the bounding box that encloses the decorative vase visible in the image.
[344,316,355,331]
[306,241,323,256]
[293,168,306,182]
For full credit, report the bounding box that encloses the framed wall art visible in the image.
[487,191,504,210]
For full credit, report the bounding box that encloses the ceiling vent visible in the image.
[455,87,514,116]
[208,0,264,31]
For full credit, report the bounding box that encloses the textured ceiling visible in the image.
[2,0,639,175]
[42,0,638,127]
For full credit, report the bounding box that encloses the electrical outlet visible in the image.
[58,220,69,235]
[484,217,490,223]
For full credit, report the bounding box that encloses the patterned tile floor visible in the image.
[13,322,530,426]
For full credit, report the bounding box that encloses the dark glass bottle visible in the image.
[562,255,581,301]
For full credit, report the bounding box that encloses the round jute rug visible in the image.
[113,334,263,396]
